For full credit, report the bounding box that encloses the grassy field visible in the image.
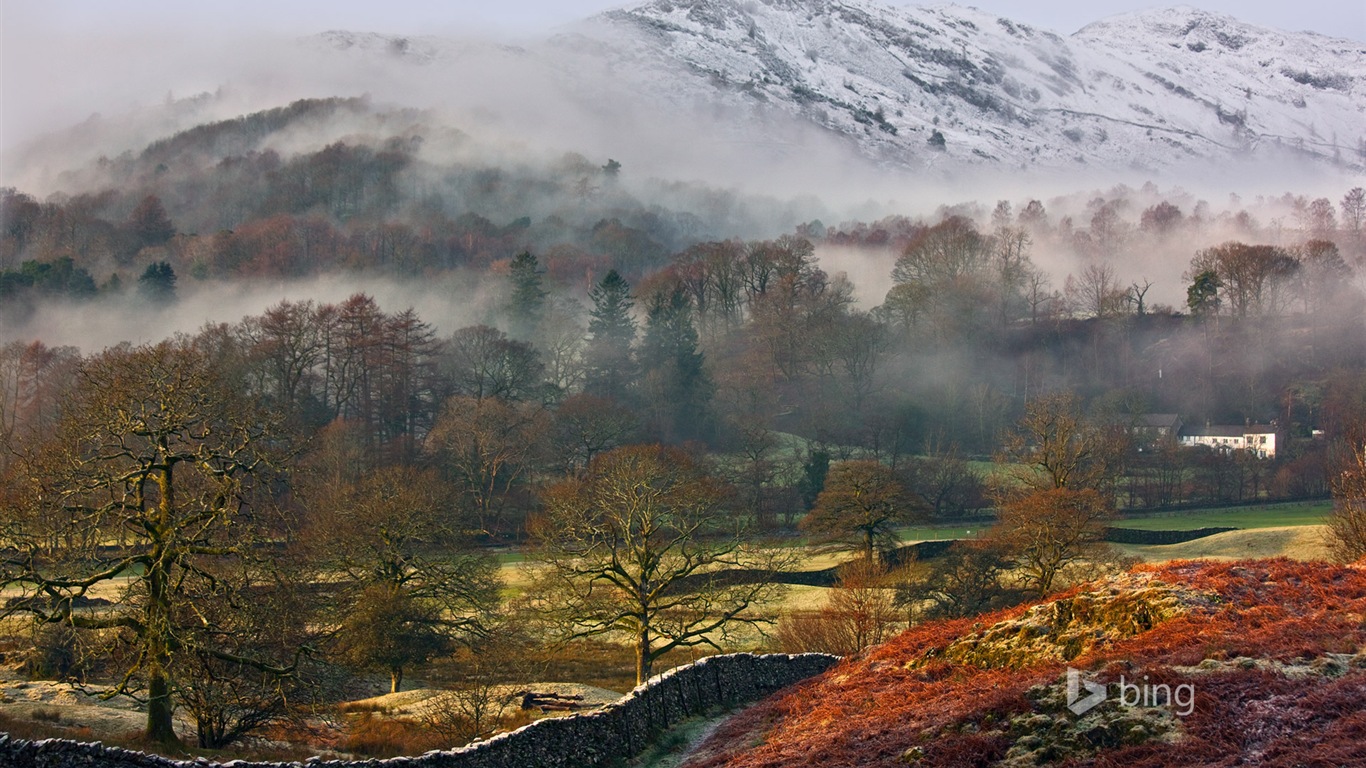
[1115,525,1332,563]
[478,499,1345,675]
[1115,500,1332,531]
[892,524,994,543]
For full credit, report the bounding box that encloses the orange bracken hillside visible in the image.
[686,559,1366,768]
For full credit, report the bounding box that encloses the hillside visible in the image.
[571,1,1365,174]
[681,559,1366,767]
[1118,525,1333,562]
[8,4,1362,198]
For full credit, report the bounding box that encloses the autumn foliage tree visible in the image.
[801,460,927,562]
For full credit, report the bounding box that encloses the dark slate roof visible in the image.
[1136,413,1182,428]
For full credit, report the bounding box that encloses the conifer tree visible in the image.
[506,251,547,340]
[640,287,712,441]
[138,261,177,304]
[583,269,636,403]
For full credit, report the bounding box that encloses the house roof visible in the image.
[1136,413,1182,428]
[1181,424,1278,438]
[1183,425,1247,438]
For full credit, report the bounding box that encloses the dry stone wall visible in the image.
[0,652,838,768]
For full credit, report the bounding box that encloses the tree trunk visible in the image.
[635,627,651,686]
[145,668,178,743]
[146,469,179,745]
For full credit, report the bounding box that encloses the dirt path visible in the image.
[627,703,756,768]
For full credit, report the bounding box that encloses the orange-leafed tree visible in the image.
[994,487,1113,597]
[801,460,927,563]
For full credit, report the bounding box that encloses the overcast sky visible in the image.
[4,0,1360,39]
[2,0,1362,154]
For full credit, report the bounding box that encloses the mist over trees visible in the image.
[2,95,1366,752]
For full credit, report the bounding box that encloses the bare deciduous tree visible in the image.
[532,444,790,684]
[896,540,1018,620]
[775,558,900,655]
[0,342,298,744]
[1328,434,1366,563]
[994,487,1113,597]
[997,392,1127,494]
[306,465,500,693]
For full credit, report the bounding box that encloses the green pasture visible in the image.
[1115,501,1331,531]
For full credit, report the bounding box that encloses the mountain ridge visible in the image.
[7,3,1363,194]
[563,0,1364,173]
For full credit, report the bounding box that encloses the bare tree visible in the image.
[0,342,297,744]
[1188,242,1299,318]
[774,559,900,655]
[896,540,1017,620]
[532,444,790,684]
[427,396,548,538]
[997,392,1127,494]
[1328,433,1366,563]
[441,325,545,403]
[547,393,640,477]
[306,466,500,693]
[994,487,1113,596]
[1126,278,1155,316]
[1064,263,1127,319]
[1341,187,1365,256]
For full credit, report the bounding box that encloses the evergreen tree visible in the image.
[639,287,712,441]
[138,261,177,304]
[1186,269,1221,317]
[583,269,636,403]
[506,251,547,340]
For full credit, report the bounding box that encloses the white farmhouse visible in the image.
[1178,423,1280,459]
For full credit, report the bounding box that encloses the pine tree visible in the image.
[583,269,636,403]
[639,287,712,441]
[506,251,547,340]
[138,261,177,304]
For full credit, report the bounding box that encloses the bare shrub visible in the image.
[774,559,901,655]
[896,540,1022,621]
[1328,436,1366,562]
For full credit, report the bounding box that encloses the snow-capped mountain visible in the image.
[17,2,1360,189]
[553,1,1365,173]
